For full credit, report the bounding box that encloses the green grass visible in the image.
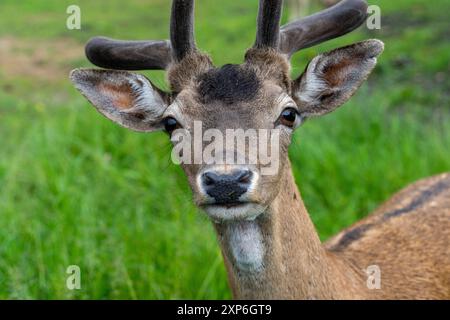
[0,0,449,299]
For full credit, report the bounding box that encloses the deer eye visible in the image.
[162,117,180,134]
[278,107,300,128]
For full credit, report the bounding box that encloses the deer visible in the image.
[70,0,450,299]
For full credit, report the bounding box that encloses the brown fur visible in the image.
[244,47,291,91]
[167,51,213,93]
[322,57,353,87]
[327,173,450,299]
[218,164,450,299]
[98,82,134,109]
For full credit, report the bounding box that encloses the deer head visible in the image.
[70,0,383,223]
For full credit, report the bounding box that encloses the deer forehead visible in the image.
[166,61,293,129]
[170,83,291,131]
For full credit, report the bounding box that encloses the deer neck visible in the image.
[213,161,366,299]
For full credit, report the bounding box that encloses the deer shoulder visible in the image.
[327,173,450,299]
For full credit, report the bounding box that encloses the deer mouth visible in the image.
[200,202,266,222]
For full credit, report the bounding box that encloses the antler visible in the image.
[252,0,368,57]
[254,0,283,49]
[85,38,171,70]
[86,0,367,70]
[85,0,197,70]
[279,0,368,57]
[170,0,197,61]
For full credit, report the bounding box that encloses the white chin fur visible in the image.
[225,220,265,273]
[202,203,266,222]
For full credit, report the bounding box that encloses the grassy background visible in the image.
[0,0,449,299]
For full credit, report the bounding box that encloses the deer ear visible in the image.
[70,69,169,132]
[292,40,384,119]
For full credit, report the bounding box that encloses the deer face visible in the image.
[70,0,383,222]
[165,54,296,221]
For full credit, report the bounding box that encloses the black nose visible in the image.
[202,170,253,204]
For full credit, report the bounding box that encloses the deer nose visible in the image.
[201,170,253,204]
